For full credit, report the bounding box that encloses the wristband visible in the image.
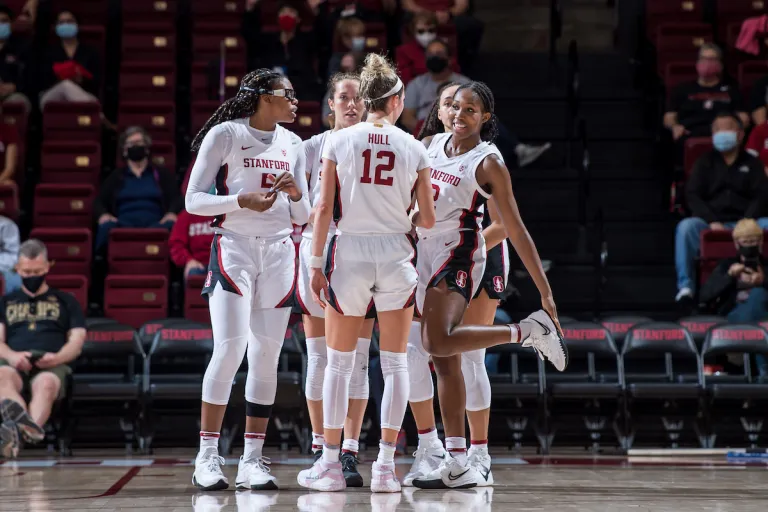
[309,255,325,269]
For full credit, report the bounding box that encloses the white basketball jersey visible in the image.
[301,130,334,239]
[322,122,430,235]
[417,132,503,238]
[212,119,304,237]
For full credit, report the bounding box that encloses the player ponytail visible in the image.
[454,81,499,143]
[359,53,402,114]
[191,68,283,152]
[418,81,460,140]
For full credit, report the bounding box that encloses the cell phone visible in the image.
[27,352,43,365]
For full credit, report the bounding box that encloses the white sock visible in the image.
[342,438,359,455]
[469,440,488,454]
[199,431,219,453]
[417,427,440,449]
[244,432,265,459]
[323,443,340,464]
[376,441,396,464]
[446,436,467,465]
[311,432,324,453]
[510,323,531,343]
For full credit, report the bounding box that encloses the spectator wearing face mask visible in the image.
[326,16,366,80]
[39,10,100,108]
[675,112,768,308]
[396,12,461,86]
[243,1,320,99]
[93,126,181,252]
[664,44,749,144]
[169,209,214,282]
[0,6,30,113]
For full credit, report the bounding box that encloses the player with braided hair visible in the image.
[410,80,567,489]
[186,69,311,491]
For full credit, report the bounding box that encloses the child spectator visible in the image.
[169,210,214,281]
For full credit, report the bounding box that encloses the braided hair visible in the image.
[454,81,499,143]
[417,81,460,140]
[191,68,283,152]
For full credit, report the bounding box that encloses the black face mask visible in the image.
[425,55,449,74]
[739,245,761,260]
[126,145,149,162]
[22,274,46,294]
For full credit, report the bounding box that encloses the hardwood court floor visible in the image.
[1,450,767,511]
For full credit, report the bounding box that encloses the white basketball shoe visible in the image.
[518,310,569,371]
[412,455,479,489]
[467,446,494,486]
[235,455,278,490]
[192,447,228,491]
[297,457,346,492]
[370,461,401,493]
[403,440,447,486]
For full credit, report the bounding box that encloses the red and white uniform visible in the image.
[321,122,429,316]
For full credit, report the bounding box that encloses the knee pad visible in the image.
[323,347,356,430]
[380,350,409,431]
[407,327,434,402]
[462,349,491,411]
[305,337,327,401]
[348,338,371,400]
[244,308,289,406]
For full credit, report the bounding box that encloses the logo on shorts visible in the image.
[456,270,468,288]
[493,276,504,293]
[204,271,213,288]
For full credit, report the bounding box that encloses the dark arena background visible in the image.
[0,0,767,510]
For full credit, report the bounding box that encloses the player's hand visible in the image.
[271,172,302,201]
[310,267,329,309]
[35,352,61,369]
[9,351,32,372]
[159,212,177,224]
[238,191,277,212]
[541,295,563,338]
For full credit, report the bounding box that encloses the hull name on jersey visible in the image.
[368,133,390,145]
[431,168,461,187]
[243,158,290,171]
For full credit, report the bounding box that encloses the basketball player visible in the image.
[298,72,373,487]
[404,82,507,487]
[185,69,310,491]
[409,81,568,489]
[297,54,436,493]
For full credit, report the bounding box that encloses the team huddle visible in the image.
[184,54,568,494]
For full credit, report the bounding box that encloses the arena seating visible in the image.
[103,275,169,328]
[0,183,19,220]
[645,0,704,41]
[600,315,653,351]
[119,62,177,102]
[683,137,713,180]
[29,228,92,277]
[679,315,727,349]
[655,23,713,76]
[47,275,88,312]
[699,229,768,286]
[42,102,102,142]
[33,184,95,229]
[107,228,170,277]
[121,24,176,63]
[118,102,176,143]
[184,274,210,324]
[40,141,101,185]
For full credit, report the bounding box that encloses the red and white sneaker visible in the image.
[297,457,346,492]
[370,461,400,493]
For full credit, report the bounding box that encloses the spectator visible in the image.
[39,10,100,109]
[242,1,320,99]
[664,44,749,143]
[326,16,366,80]
[93,126,181,252]
[675,112,768,307]
[321,51,363,128]
[0,215,19,293]
[401,0,484,76]
[746,118,768,173]
[0,103,18,185]
[0,239,86,458]
[396,12,460,86]
[169,210,214,281]
[0,6,30,112]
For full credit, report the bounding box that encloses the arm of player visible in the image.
[482,200,506,250]
[288,148,311,225]
[185,126,243,216]
[411,167,436,229]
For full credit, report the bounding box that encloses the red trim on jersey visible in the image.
[407,180,418,214]
[216,234,243,296]
[276,249,297,308]
[211,164,229,229]
[403,234,418,309]
[326,236,344,314]
[296,274,311,315]
[333,178,343,224]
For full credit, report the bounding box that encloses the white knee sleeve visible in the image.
[348,338,371,400]
[462,349,492,411]
[407,321,434,402]
[323,347,355,430]
[202,286,250,405]
[305,337,327,401]
[380,350,409,432]
[244,308,290,406]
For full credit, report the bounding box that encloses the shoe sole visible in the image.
[412,478,477,490]
[250,480,278,491]
[541,311,570,371]
[192,475,229,491]
[344,473,364,487]
[0,400,44,443]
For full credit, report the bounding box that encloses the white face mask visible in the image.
[415,31,437,48]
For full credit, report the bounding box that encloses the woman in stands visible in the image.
[409,81,568,490]
[403,81,508,487]
[297,54,436,493]
[298,71,373,487]
[185,69,311,492]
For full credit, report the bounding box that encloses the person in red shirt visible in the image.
[395,12,460,86]
[746,121,768,174]
[169,209,214,280]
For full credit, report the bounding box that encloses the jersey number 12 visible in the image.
[360,149,395,186]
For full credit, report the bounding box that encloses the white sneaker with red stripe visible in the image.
[192,447,228,491]
[235,455,278,490]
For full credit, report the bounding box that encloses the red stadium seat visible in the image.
[191,101,219,136]
[29,228,92,277]
[0,183,18,220]
[118,102,175,143]
[43,101,102,142]
[122,23,176,62]
[738,61,768,100]
[655,23,713,76]
[40,141,101,184]
[192,23,247,64]
[185,274,210,324]
[104,275,168,328]
[190,0,243,26]
[114,141,176,171]
[33,184,95,229]
[645,0,704,41]
[47,274,88,312]
[684,137,713,180]
[122,0,176,28]
[119,62,176,102]
[108,228,170,277]
[295,101,322,135]
[663,62,697,100]
[699,229,768,284]
[190,61,245,102]
[51,0,108,25]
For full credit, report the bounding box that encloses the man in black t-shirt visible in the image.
[0,239,85,458]
[664,43,749,140]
